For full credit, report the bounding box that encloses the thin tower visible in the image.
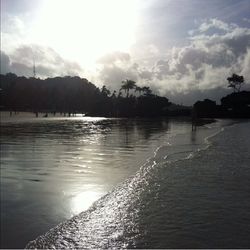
[33,56,36,78]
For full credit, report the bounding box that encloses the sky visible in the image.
[1,0,250,104]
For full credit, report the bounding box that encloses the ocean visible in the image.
[1,112,250,248]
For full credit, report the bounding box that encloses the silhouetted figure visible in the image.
[191,107,197,131]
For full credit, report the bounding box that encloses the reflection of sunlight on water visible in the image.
[71,191,103,215]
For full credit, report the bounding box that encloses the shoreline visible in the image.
[25,121,250,249]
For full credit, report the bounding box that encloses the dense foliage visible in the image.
[193,73,250,119]
[227,73,244,93]
[194,91,250,118]
[0,73,173,117]
[0,74,98,114]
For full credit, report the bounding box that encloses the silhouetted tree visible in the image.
[101,85,111,97]
[135,86,143,96]
[121,79,136,97]
[111,90,117,98]
[142,86,152,96]
[193,99,217,118]
[227,73,244,92]
[220,91,250,118]
[0,73,182,118]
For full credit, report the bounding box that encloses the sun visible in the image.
[32,0,138,68]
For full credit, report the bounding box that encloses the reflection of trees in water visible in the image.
[135,119,170,140]
[2,117,172,158]
[101,118,170,147]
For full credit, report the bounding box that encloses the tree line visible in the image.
[0,73,174,117]
[1,72,248,119]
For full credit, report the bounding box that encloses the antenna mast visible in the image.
[33,56,36,78]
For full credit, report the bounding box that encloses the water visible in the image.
[1,112,250,248]
[0,113,194,248]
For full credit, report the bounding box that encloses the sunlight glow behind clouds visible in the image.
[1,0,250,104]
[31,0,138,66]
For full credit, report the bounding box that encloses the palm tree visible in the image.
[111,90,117,98]
[135,86,143,96]
[121,79,136,97]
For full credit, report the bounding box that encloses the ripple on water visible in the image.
[3,116,236,248]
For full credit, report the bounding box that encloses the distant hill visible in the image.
[0,73,98,115]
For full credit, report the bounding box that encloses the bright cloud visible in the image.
[1,0,250,104]
[96,18,250,104]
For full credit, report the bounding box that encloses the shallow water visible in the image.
[26,120,250,249]
[2,113,249,248]
[0,112,209,248]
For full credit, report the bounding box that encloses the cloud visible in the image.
[198,18,238,33]
[96,51,155,89]
[97,63,139,89]
[243,18,250,23]
[97,51,131,65]
[0,51,12,73]
[2,0,250,106]
[3,18,248,105]
[96,19,250,104]
[0,45,83,78]
[149,19,250,100]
